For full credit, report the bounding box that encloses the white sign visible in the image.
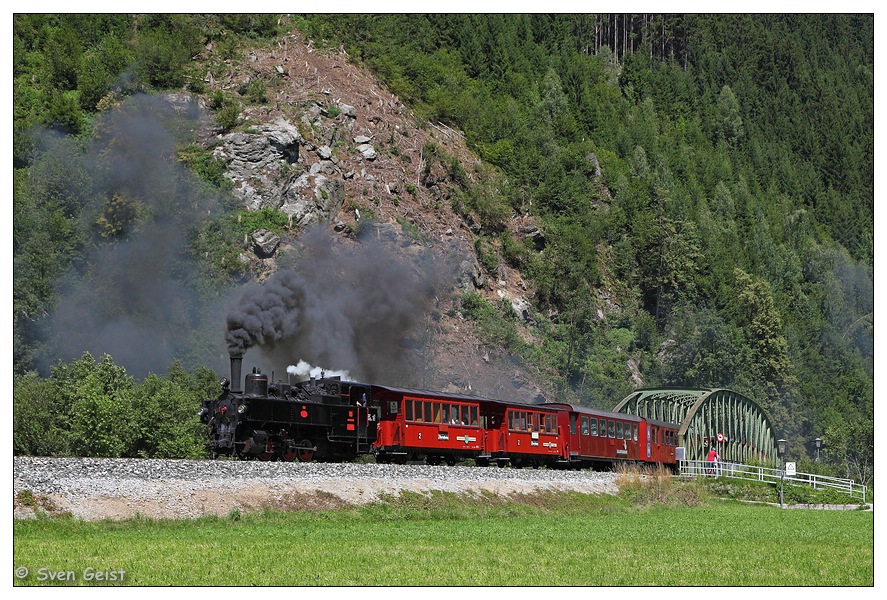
[785,461,796,476]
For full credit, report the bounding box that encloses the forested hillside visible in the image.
[12,15,873,484]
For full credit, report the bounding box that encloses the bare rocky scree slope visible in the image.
[199,29,559,401]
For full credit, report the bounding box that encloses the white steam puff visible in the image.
[287,360,351,381]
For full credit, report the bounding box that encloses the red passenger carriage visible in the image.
[644,418,680,467]
[482,402,564,468]
[546,404,650,469]
[371,384,487,465]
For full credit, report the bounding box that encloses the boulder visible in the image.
[360,222,399,243]
[279,175,345,228]
[520,226,546,250]
[338,103,357,118]
[257,118,301,163]
[496,289,536,325]
[252,229,281,258]
[457,255,485,291]
[356,143,377,160]
[587,153,602,178]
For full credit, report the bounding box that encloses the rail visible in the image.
[678,459,867,504]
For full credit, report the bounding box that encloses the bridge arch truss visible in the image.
[613,388,778,465]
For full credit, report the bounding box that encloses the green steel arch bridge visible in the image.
[613,388,779,465]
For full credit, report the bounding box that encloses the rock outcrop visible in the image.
[213,116,348,227]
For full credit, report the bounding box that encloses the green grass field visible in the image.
[13,491,873,586]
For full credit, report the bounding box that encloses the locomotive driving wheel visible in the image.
[281,445,297,462]
[257,442,275,461]
[295,439,315,462]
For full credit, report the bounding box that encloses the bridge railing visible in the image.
[677,459,867,504]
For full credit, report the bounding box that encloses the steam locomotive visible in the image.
[200,355,682,469]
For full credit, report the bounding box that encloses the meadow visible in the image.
[13,490,873,587]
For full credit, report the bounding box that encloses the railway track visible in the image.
[13,456,621,521]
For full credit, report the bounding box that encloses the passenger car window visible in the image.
[581,416,589,436]
[544,414,555,433]
[590,418,598,436]
[616,422,623,439]
[608,420,616,438]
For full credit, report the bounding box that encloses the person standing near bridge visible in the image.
[706,448,719,475]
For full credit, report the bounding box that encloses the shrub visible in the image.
[14,353,218,459]
[13,372,71,456]
[47,353,137,457]
[215,100,241,132]
[460,292,522,351]
[615,464,705,507]
[130,362,215,459]
[473,236,499,274]
[240,79,268,105]
[178,144,231,189]
[325,104,341,118]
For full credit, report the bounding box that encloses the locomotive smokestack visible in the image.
[230,355,243,394]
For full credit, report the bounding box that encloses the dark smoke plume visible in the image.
[38,94,225,378]
[225,226,445,383]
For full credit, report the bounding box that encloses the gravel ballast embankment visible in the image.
[13,457,620,521]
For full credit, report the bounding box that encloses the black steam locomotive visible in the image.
[199,355,378,461]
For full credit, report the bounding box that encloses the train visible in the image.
[199,355,681,470]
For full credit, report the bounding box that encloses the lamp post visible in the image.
[815,437,822,462]
[777,438,787,507]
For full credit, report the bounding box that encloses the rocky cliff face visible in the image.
[194,30,548,403]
